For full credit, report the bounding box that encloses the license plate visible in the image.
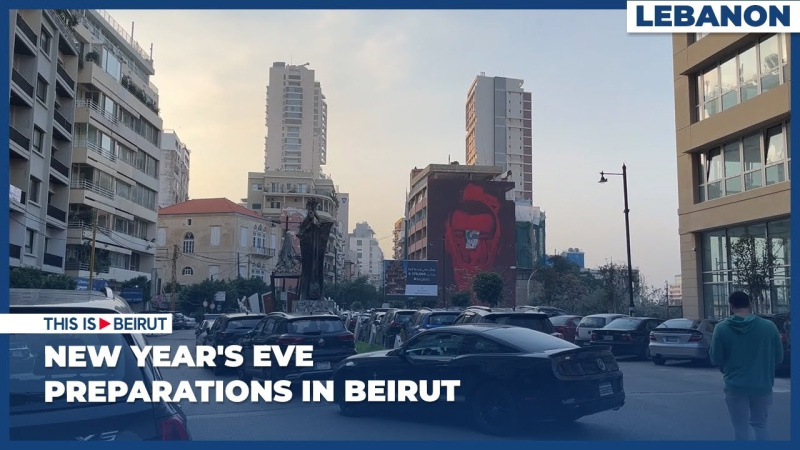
[599,382,613,397]
[665,337,679,343]
[603,335,613,341]
[316,361,331,370]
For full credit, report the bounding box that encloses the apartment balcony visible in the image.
[74,139,117,163]
[9,185,26,213]
[76,100,119,128]
[15,14,37,50]
[68,221,153,254]
[53,110,73,139]
[9,126,31,154]
[46,204,68,228]
[11,69,35,104]
[65,261,110,274]
[56,64,76,96]
[43,253,64,269]
[49,153,71,183]
[10,244,22,260]
[70,178,115,200]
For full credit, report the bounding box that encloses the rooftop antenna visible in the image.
[131,21,134,39]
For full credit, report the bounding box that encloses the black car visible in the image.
[759,313,791,372]
[591,317,663,359]
[238,312,356,381]
[375,309,416,348]
[203,313,267,374]
[405,308,462,340]
[331,324,625,435]
[452,308,564,340]
[9,288,191,441]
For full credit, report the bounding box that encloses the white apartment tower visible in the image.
[9,10,80,273]
[264,62,327,175]
[349,221,384,287]
[65,10,162,283]
[158,130,190,208]
[466,74,533,205]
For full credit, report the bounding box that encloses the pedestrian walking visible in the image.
[709,291,784,441]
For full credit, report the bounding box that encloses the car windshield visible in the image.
[658,319,701,329]
[550,316,576,326]
[485,314,555,333]
[10,333,142,413]
[483,327,575,353]
[579,316,609,328]
[429,313,459,325]
[606,318,643,330]
[395,312,414,323]
[288,318,346,335]
[225,317,264,330]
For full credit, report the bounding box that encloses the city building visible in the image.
[158,129,190,208]
[560,247,585,269]
[465,73,532,205]
[349,222,383,286]
[263,62,327,175]
[673,33,790,319]
[344,248,360,281]
[668,275,683,306]
[405,163,517,306]
[337,192,350,253]
[156,198,279,288]
[9,10,80,273]
[392,217,405,260]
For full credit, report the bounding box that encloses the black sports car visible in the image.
[331,324,625,435]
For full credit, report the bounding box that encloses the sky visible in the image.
[109,9,680,287]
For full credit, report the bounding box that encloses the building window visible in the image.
[32,128,44,154]
[25,228,36,254]
[210,226,220,246]
[40,28,51,54]
[694,34,787,122]
[183,232,195,254]
[186,218,192,226]
[28,177,41,204]
[270,201,281,209]
[251,183,263,191]
[252,203,262,210]
[182,267,194,276]
[696,121,790,202]
[700,218,790,319]
[36,76,48,103]
[209,265,219,281]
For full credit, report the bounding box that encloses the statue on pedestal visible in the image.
[297,199,335,301]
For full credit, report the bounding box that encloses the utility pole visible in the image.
[88,209,99,291]
[170,244,178,310]
[441,235,447,307]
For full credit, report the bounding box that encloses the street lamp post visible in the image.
[599,164,636,317]
[510,266,539,306]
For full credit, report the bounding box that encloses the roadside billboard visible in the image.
[383,260,438,300]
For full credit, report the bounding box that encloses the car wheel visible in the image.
[471,383,519,436]
[652,355,666,366]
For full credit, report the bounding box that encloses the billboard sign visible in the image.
[383,260,438,299]
[120,287,144,303]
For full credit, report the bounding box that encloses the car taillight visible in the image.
[339,333,355,341]
[554,326,566,333]
[688,333,702,342]
[649,332,656,341]
[160,415,190,440]
[621,334,632,341]
[278,336,305,345]
[591,332,598,340]
[390,321,401,327]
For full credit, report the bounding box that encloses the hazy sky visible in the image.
[110,9,679,287]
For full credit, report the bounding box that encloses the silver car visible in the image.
[575,313,628,346]
[649,318,718,366]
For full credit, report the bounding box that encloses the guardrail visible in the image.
[76,99,119,125]
[74,138,117,162]
[12,69,34,97]
[70,178,115,200]
[15,14,37,45]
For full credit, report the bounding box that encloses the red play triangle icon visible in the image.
[99,318,110,330]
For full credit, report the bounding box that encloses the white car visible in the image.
[575,313,629,346]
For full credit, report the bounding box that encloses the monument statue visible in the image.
[297,199,335,301]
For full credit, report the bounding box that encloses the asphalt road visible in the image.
[153,330,791,441]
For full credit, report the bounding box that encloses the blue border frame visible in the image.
[1,1,796,447]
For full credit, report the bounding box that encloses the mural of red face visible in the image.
[444,184,501,290]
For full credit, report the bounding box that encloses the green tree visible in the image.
[450,290,471,308]
[10,267,77,290]
[349,301,364,312]
[472,272,504,307]
[332,277,382,309]
[730,234,774,314]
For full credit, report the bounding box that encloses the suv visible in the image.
[9,288,191,440]
[452,307,562,339]
[575,314,629,346]
[238,312,356,381]
[405,308,462,340]
[374,309,416,348]
[203,313,267,374]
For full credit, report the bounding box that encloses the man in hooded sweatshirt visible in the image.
[709,291,784,441]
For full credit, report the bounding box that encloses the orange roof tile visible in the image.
[158,198,263,219]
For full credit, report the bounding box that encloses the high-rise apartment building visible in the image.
[672,33,790,319]
[159,130,190,208]
[65,9,163,284]
[465,73,532,204]
[9,10,80,273]
[392,217,405,260]
[264,62,327,175]
[349,222,383,286]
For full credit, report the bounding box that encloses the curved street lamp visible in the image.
[599,164,636,317]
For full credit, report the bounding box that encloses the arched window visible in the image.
[183,232,195,253]
[182,267,194,275]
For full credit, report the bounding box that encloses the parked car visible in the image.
[550,315,583,343]
[452,308,562,339]
[203,313,267,374]
[183,317,197,330]
[9,289,191,440]
[195,319,215,345]
[171,312,186,330]
[591,317,663,360]
[575,314,629,346]
[405,308,462,340]
[331,324,625,435]
[518,305,570,317]
[649,318,718,366]
[238,312,356,382]
[759,313,791,372]
[374,309,416,348]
